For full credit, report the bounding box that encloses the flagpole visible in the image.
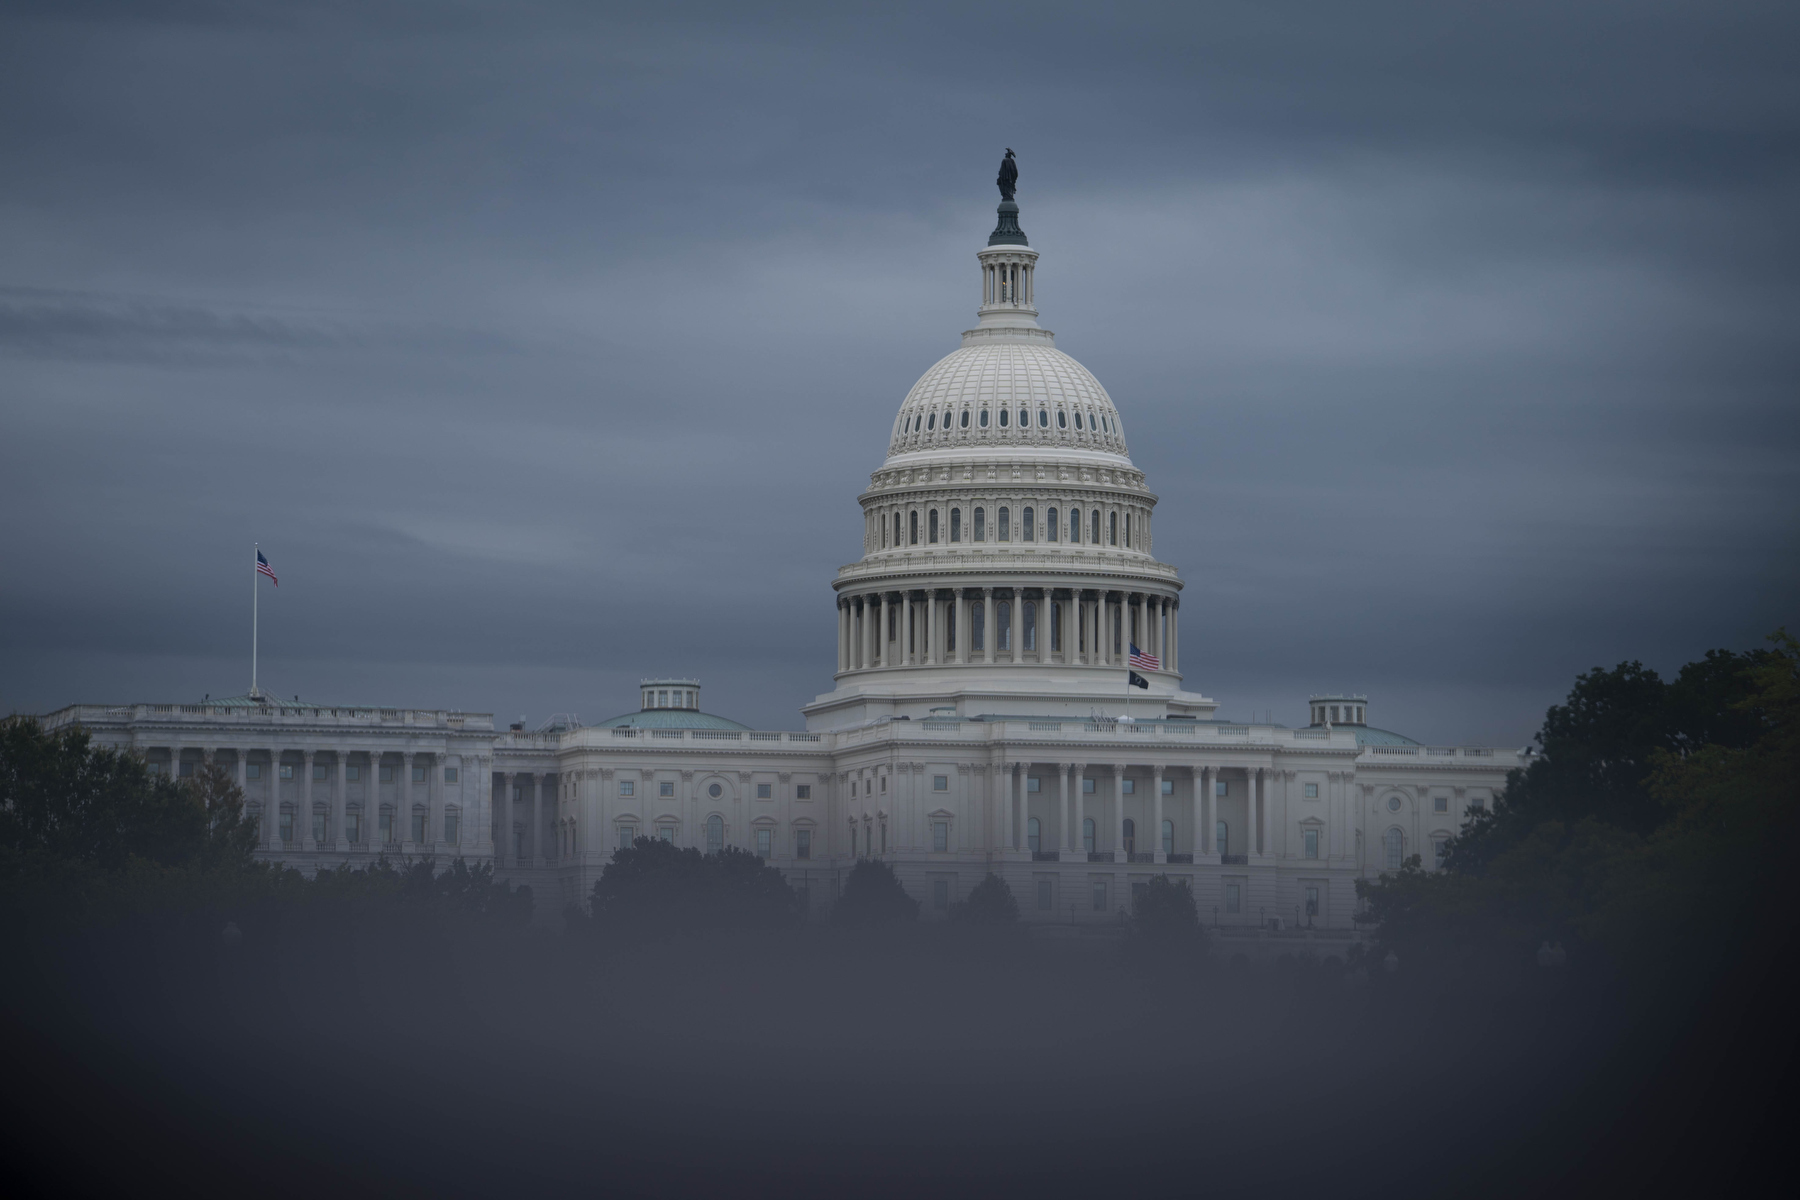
[252,542,259,698]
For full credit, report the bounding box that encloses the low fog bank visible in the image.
[3,916,1781,1198]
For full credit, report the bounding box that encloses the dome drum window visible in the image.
[999,409,1009,427]
[979,409,989,427]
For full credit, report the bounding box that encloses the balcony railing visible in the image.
[1087,851,1111,862]
[1166,853,1194,864]
[1127,852,1155,863]
[1031,850,1060,861]
[1220,854,1248,865]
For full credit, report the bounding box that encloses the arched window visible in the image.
[960,410,969,428]
[1125,514,1132,547]
[909,511,919,544]
[411,804,427,843]
[378,803,394,844]
[1027,817,1041,853]
[999,408,1009,427]
[950,508,961,542]
[1069,508,1080,542]
[980,409,989,428]
[1123,818,1136,854]
[974,507,986,541]
[1046,506,1057,541]
[996,601,1012,649]
[1022,507,1034,540]
[707,814,723,854]
[1433,836,1449,869]
[998,507,1010,541]
[1038,409,1048,427]
[1161,819,1174,854]
[894,512,902,546]
[1385,828,1405,870]
[1050,601,1062,651]
[1109,512,1118,545]
[1216,820,1229,856]
[1057,410,1066,428]
[443,805,460,846]
[1023,601,1036,649]
[928,510,938,543]
[971,602,985,650]
[1083,817,1096,852]
[1090,509,1100,542]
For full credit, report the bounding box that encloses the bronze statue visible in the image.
[997,148,1018,202]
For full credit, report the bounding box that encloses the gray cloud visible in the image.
[2,1,1796,742]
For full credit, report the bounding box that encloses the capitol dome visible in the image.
[887,342,1129,460]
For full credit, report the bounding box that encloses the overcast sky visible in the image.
[2,1,1795,744]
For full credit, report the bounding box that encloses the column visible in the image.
[930,592,943,666]
[1072,763,1087,856]
[1169,600,1180,673]
[1062,591,1075,664]
[401,752,416,851]
[837,601,848,672]
[1259,768,1271,857]
[903,592,915,665]
[1135,595,1148,658]
[334,752,348,852]
[1009,589,1022,663]
[986,586,1000,662]
[1152,764,1166,863]
[1252,768,1263,857]
[497,772,512,863]
[1202,765,1214,854]
[955,591,970,665]
[1035,588,1049,664]
[1099,594,1111,665]
[300,750,316,850]
[530,773,543,865]
[1112,764,1127,862]
[1057,763,1070,859]
[1002,762,1015,852]
[1191,766,1204,858]
[874,594,887,666]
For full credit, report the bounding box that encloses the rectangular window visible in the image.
[444,812,460,844]
[1469,797,1485,811]
[928,509,939,543]
[756,828,772,857]
[1226,883,1241,914]
[1305,886,1320,917]
[412,765,426,783]
[279,809,294,842]
[950,508,961,542]
[660,781,675,797]
[933,880,950,910]
[379,809,393,842]
[1026,776,1040,793]
[513,785,523,801]
[1435,839,1449,868]
[380,765,394,783]
[795,829,812,859]
[618,825,635,850]
[346,811,361,843]
[1161,779,1173,795]
[998,507,1010,541]
[1036,880,1053,911]
[932,821,949,852]
[1122,779,1135,795]
[974,507,985,541]
[1022,507,1034,541]
[620,780,634,796]
[1070,509,1081,542]
[1091,881,1108,912]
[279,764,294,780]
[1082,778,1095,794]
[1046,506,1057,542]
[311,763,327,781]
[796,784,811,799]
[411,811,427,842]
[757,782,773,799]
[1304,782,1319,799]
[247,763,262,780]
[312,812,326,842]
[1304,828,1319,859]
[346,765,360,782]
[1216,780,1229,797]
[1433,795,1448,813]
[657,825,674,843]
[446,766,461,783]
[933,775,948,791]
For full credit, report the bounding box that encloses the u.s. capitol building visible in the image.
[41,167,1520,931]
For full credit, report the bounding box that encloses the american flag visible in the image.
[256,550,278,586]
[1128,642,1159,671]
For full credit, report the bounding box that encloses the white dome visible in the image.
[886,341,1129,460]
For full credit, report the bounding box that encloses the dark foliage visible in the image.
[579,837,801,936]
[948,873,1018,925]
[1131,874,1203,944]
[831,858,918,926]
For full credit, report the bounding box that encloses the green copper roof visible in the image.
[592,709,753,731]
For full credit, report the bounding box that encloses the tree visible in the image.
[1131,874,1201,944]
[585,838,800,935]
[949,873,1019,925]
[831,858,918,927]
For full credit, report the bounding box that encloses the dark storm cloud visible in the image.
[1,1,1796,741]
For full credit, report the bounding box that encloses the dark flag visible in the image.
[1128,671,1149,689]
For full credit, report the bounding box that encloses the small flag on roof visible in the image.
[1128,671,1150,689]
[257,550,278,586]
[1128,642,1159,671]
